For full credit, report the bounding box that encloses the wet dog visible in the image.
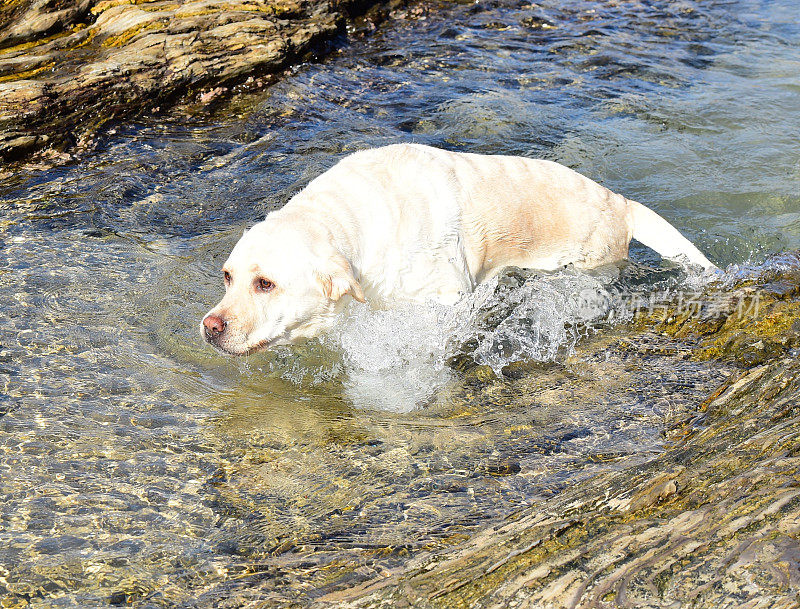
[202,143,714,355]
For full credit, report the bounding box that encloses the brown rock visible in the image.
[0,0,399,163]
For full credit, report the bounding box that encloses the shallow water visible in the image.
[1,0,799,605]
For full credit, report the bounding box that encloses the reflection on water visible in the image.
[1,0,799,605]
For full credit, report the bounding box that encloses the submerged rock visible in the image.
[322,255,800,608]
[0,0,399,165]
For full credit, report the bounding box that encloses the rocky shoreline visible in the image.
[324,258,800,608]
[0,0,402,166]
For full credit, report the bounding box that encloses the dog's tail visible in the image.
[629,199,717,270]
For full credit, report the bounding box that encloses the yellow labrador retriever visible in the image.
[202,143,714,355]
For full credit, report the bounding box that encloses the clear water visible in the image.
[1,0,798,605]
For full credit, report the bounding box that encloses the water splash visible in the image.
[463,267,629,372]
[320,264,655,411]
[323,301,456,412]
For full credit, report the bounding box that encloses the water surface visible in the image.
[1,0,799,605]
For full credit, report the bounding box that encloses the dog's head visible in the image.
[201,216,364,355]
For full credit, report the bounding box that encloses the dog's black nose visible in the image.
[203,314,226,339]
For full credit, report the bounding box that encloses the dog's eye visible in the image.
[223,270,231,284]
[257,278,275,292]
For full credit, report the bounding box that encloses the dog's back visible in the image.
[304,144,635,282]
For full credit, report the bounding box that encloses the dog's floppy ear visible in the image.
[315,254,365,303]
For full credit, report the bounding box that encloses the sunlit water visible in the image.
[1,0,799,605]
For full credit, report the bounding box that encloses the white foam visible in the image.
[323,301,456,412]
[463,270,626,372]
[321,267,631,411]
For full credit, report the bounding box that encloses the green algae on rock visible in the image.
[633,254,800,368]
